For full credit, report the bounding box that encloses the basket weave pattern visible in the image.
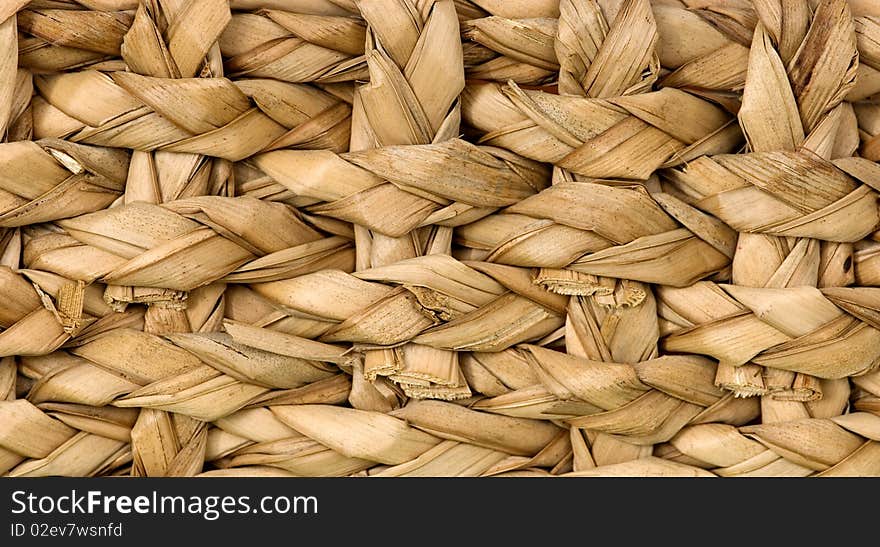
[0,0,879,477]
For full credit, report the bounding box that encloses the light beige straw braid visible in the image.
[28,3,352,162]
[455,0,559,85]
[32,70,339,162]
[335,0,469,277]
[74,3,216,334]
[708,0,850,406]
[462,15,559,85]
[0,322,349,476]
[1,315,578,476]
[251,0,489,271]
[462,344,758,471]
[2,0,880,478]
[463,81,742,179]
[113,0,345,468]
[3,196,351,478]
[479,1,674,464]
[236,255,562,351]
[16,7,132,74]
[114,2,353,324]
[0,3,27,142]
[220,6,367,84]
[653,414,880,477]
[553,279,664,466]
[0,398,133,477]
[0,139,129,227]
[19,197,338,291]
[343,0,473,401]
[673,0,867,411]
[200,399,570,477]
[663,152,878,243]
[658,281,880,386]
[96,1,231,351]
[254,138,549,238]
[0,266,71,359]
[452,177,734,287]
[554,0,659,97]
[451,279,663,468]
[462,17,731,278]
[116,0,233,205]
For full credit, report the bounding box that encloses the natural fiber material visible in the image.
[1,0,880,478]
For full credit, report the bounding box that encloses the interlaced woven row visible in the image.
[1,0,879,477]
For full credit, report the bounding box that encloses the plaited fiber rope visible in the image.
[0,0,879,478]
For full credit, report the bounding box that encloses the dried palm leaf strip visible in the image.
[2,325,348,475]
[463,16,558,85]
[455,0,560,84]
[555,0,658,98]
[463,82,741,180]
[658,0,874,99]
[664,151,878,243]
[0,6,24,141]
[67,0,233,327]
[254,138,548,238]
[0,266,84,358]
[542,0,670,309]
[347,0,471,240]
[38,0,234,327]
[129,408,208,477]
[659,282,880,381]
[553,278,661,465]
[342,0,471,400]
[0,398,123,476]
[456,0,559,20]
[26,197,342,293]
[213,400,558,477]
[12,196,344,380]
[542,0,669,293]
[0,139,129,227]
[661,415,880,476]
[31,72,349,162]
[17,8,133,73]
[15,206,465,347]
[220,9,367,84]
[651,1,748,100]
[469,344,760,448]
[119,2,352,197]
[468,0,749,90]
[532,0,880,100]
[454,180,732,287]
[659,41,750,94]
[861,21,880,72]
[697,3,863,406]
[247,255,565,352]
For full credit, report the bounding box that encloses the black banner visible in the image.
[0,478,869,544]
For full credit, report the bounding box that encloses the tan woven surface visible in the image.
[0,0,879,477]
